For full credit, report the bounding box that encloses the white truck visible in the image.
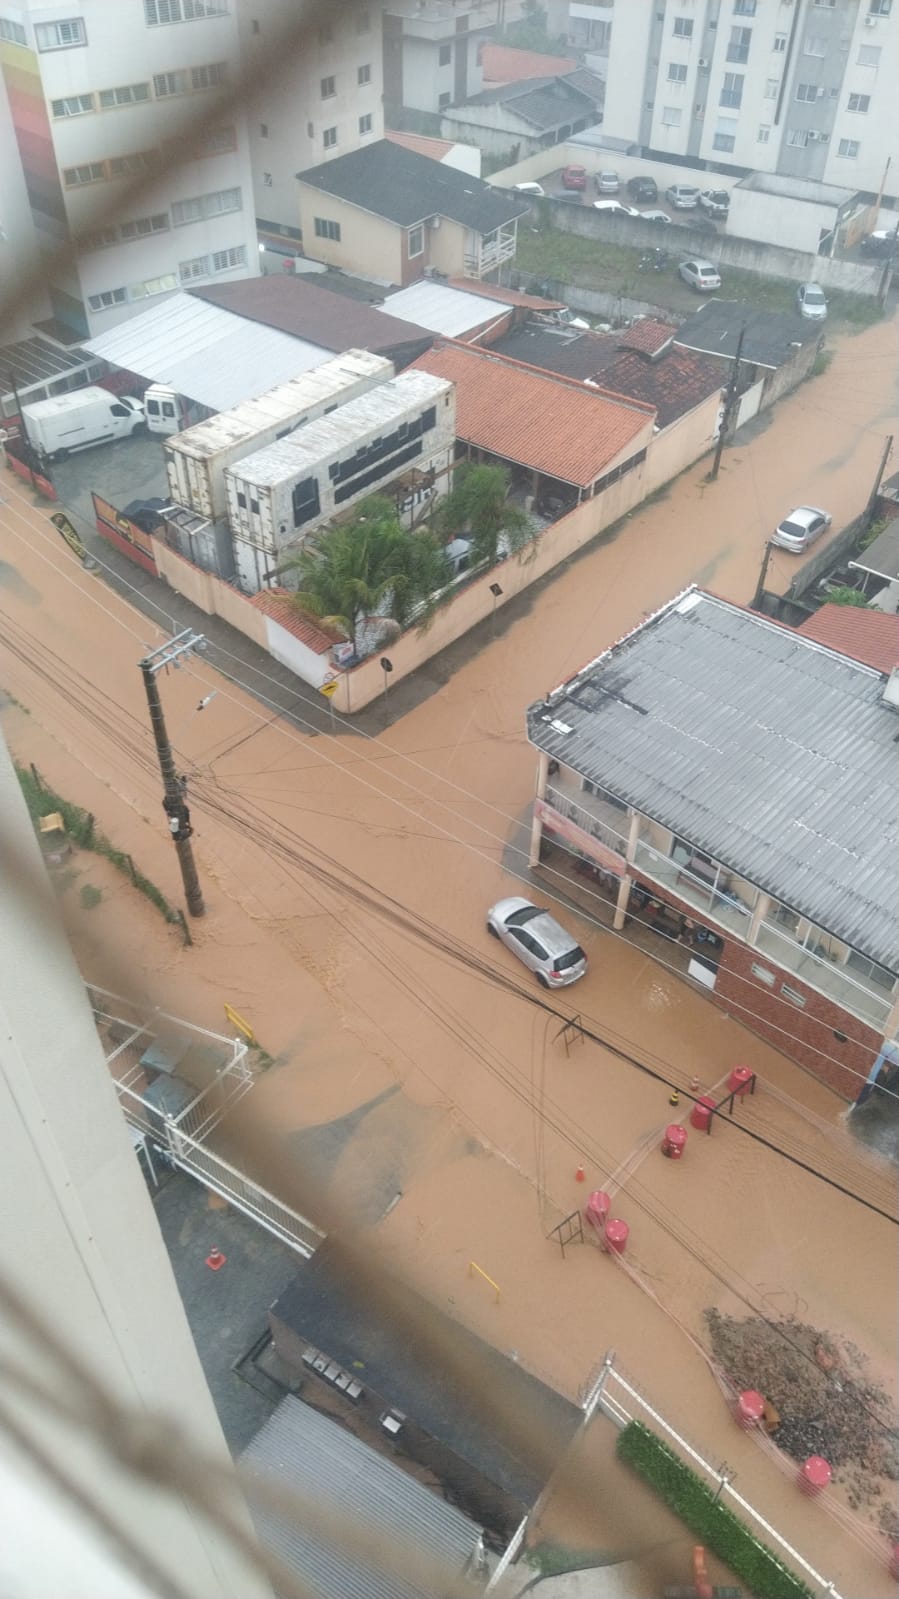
[164,351,394,527]
[22,386,144,461]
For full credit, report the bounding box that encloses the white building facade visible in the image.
[0,0,259,337]
[599,0,898,205]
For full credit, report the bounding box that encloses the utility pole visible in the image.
[751,541,774,612]
[139,631,206,917]
[863,434,893,528]
[708,324,746,482]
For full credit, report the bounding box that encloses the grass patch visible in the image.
[16,764,180,927]
[617,1422,814,1599]
[526,1542,617,1576]
[79,883,102,910]
[516,224,644,295]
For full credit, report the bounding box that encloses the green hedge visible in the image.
[616,1421,814,1599]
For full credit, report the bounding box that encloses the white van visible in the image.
[23,386,144,461]
[513,181,545,197]
[144,384,212,436]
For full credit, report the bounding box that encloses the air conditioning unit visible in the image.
[819,132,829,142]
[698,56,710,69]
[808,130,820,141]
[864,13,877,23]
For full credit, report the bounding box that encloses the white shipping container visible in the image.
[225,371,456,592]
[164,350,394,523]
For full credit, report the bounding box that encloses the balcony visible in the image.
[464,225,517,279]
[754,920,895,1030]
[631,839,757,938]
[543,780,629,859]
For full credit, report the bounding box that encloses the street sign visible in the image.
[319,680,338,698]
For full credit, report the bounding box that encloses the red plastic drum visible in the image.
[799,1456,831,1496]
[604,1218,629,1255]
[690,1094,717,1130]
[728,1065,754,1097]
[585,1190,611,1231]
[662,1124,687,1159]
[736,1390,764,1429]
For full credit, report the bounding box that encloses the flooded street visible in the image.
[2,312,898,1595]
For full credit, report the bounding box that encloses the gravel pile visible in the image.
[705,1309,899,1519]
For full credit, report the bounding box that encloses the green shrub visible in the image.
[79,883,102,910]
[616,1422,814,1599]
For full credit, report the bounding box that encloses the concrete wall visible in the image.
[154,540,269,646]
[297,184,402,279]
[332,467,648,713]
[261,613,331,688]
[728,187,859,257]
[427,214,469,277]
[642,391,722,496]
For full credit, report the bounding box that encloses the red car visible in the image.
[561,164,586,191]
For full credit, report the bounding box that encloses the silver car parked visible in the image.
[487,897,587,988]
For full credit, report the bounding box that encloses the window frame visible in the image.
[661,104,683,126]
[322,125,338,149]
[313,216,341,242]
[407,224,424,257]
[144,0,227,24]
[847,92,870,112]
[52,93,95,118]
[320,74,336,99]
[358,112,373,135]
[837,136,860,157]
[672,16,693,37]
[667,62,688,83]
[35,17,87,50]
[357,62,371,85]
[438,42,452,65]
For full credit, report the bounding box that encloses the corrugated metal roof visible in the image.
[241,1397,481,1599]
[383,281,510,338]
[411,341,653,487]
[528,590,899,971]
[82,293,328,412]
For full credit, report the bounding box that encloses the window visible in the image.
[259,122,268,137]
[119,213,169,239]
[0,18,26,44]
[313,216,341,241]
[672,16,693,36]
[195,124,235,155]
[99,82,150,107]
[733,0,755,13]
[751,964,776,987]
[780,984,807,1008]
[191,61,226,88]
[868,0,891,14]
[661,105,682,125]
[320,74,335,98]
[357,62,371,85]
[359,113,372,134]
[438,43,452,65]
[262,171,272,186]
[438,91,451,108]
[154,62,224,95]
[109,151,155,178]
[35,17,86,49]
[144,0,227,23]
[322,125,337,148]
[720,72,743,108]
[764,77,779,97]
[787,128,809,146]
[172,186,241,223]
[211,245,246,271]
[814,0,836,6]
[130,273,178,300]
[796,82,819,101]
[179,255,208,281]
[845,951,897,993]
[847,92,870,112]
[88,287,127,311]
[773,33,787,51]
[727,26,751,63]
[857,43,881,65]
[63,162,105,187]
[757,123,771,142]
[407,224,424,257]
[804,34,826,55]
[52,94,95,117]
[713,121,736,151]
[79,225,118,249]
[668,62,687,82]
[838,137,860,157]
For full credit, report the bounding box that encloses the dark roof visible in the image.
[296,139,528,232]
[528,589,899,971]
[849,516,899,583]
[798,605,899,674]
[269,1241,581,1509]
[492,326,723,428]
[459,74,599,131]
[561,66,605,105]
[674,299,819,369]
[190,277,434,366]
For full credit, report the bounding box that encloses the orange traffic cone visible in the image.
[205,1248,227,1271]
[575,1164,585,1183]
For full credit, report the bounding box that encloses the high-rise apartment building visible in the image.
[600,0,898,204]
[0,0,259,337]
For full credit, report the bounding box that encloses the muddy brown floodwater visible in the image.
[1,313,898,1597]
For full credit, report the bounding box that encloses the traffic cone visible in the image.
[205,1248,227,1271]
[575,1164,585,1183]
[669,1089,680,1107]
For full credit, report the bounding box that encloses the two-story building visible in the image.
[296,138,529,285]
[526,588,899,1101]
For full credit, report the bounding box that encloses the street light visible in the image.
[489,581,503,636]
[380,655,393,719]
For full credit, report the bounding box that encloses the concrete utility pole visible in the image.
[864,434,893,528]
[708,324,746,482]
[139,631,206,917]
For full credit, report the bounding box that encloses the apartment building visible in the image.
[600,0,898,205]
[236,0,383,251]
[0,0,258,337]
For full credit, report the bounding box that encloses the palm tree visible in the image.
[281,498,450,655]
[432,462,532,567]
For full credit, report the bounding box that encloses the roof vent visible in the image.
[882,665,899,710]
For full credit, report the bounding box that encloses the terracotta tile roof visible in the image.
[250,589,345,655]
[616,318,677,357]
[797,605,899,674]
[385,130,455,159]
[411,341,653,487]
[446,278,566,312]
[591,345,725,429]
[481,43,577,83]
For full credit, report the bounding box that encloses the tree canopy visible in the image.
[431,461,532,567]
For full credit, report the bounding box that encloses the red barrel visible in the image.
[662,1124,687,1159]
[604,1218,629,1255]
[728,1065,754,1097]
[799,1456,831,1496]
[585,1189,610,1231]
[736,1390,764,1429]
[690,1094,717,1131]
